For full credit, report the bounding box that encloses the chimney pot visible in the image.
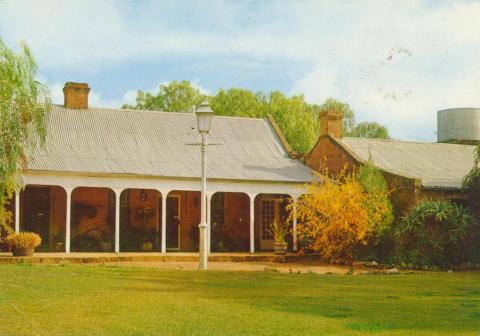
[63,82,90,109]
[320,110,344,138]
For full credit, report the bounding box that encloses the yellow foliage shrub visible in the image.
[6,232,41,249]
[292,168,392,263]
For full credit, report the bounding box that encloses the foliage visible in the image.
[318,98,355,135]
[462,145,480,206]
[462,144,480,262]
[122,80,206,112]
[356,160,394,261]
[348,121,390,139]
[357,160,393,233]
[268,220,289,244]
[293,171,370,263]
[0,38,50,235]
[210,88,267,118]
[267,92,319,153]
[5,231,41,249]
[0,207,13,241]
[395,199,471,267]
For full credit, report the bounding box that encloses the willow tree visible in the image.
[0,39,50,236]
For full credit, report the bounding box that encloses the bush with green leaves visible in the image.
[355,161,394,261]
[462,144,480,262]
[395,199,471,267]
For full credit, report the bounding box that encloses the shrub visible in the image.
[395,199,471,267]
[293,170,371,263]
[356,161,394,261]
[462,144,480,262]
[6,232,41,249]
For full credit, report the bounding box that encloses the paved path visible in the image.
[100,260,350,274]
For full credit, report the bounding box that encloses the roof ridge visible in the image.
[52,104,266,121]
[340,136,476,148]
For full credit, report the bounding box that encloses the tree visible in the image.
[0,39,50,237]
[318,98,355,136]
[210,88,266,118]
[348,121,390,139]
[267,92,319,153]
[122,80,206,112]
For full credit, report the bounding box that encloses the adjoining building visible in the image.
[5,82,312,254]
[305,109,477,215]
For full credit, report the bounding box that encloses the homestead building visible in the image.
[5,82,312,254]
[306,109,477,215]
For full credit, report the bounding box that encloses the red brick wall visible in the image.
[305,136,358,175]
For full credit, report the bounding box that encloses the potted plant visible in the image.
[6,232,41,257]
[52,233,65,252]
[269,220,289,255]
[100,235,114,252]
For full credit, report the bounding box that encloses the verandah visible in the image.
[3,173,302,254]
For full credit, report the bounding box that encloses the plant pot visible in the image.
[54,242,65,252]
[141,242,153,252]
[100,241,114,252]
[273,242,288,255]
[12,247,34,257]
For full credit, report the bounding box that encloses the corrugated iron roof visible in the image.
[26,105,312,183]
[337,137,476,189]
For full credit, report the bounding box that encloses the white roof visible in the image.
[26,105,312,183]
[337,137,476,189]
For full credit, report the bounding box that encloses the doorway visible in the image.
[23,187,51,250]
[166,195,180,250]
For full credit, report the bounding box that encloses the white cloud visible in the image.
[290,1,480,141]
[2,0,480,140]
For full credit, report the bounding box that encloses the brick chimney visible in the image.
[63,82,90,109]
[320,110,343,138]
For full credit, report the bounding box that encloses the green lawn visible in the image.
[0,264,479,335]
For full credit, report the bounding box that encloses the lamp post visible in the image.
[195,101,213,270]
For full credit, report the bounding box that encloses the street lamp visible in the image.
[195,101,213,270]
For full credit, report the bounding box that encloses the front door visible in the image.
[166,195,180,250]
[260,199,280,250]
[23,187,51,251]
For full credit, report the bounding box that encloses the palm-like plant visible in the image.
[268,220,289,245]
[395,199,471,267]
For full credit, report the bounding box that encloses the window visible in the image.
[261,200,276,240]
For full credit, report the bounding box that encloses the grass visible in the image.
[0,264,479,335]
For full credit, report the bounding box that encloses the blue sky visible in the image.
[1,0,479,141]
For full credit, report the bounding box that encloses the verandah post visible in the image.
[249,194,255,253]
[161,192,167,253]
[65,188,72,253]
[114,189,121,253]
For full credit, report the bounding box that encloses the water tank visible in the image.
[437,108,480,143]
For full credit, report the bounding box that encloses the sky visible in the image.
[1,0,479,141]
